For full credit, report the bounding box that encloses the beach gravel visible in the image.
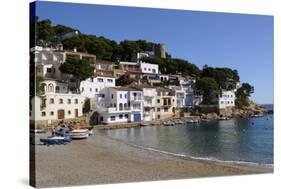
[31,131,272,188]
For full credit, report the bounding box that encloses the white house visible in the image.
[36,63,63,80]
[137,52,149,62]
[31,79,85,124]
[80,76,116,98]
[218,90,236,109]
[143,88,157,121]
[95,87,143,124]
[80,76,116,111]
[32,46,64,65]
[140,62,159,74]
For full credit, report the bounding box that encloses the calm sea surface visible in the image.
[99,105,273,167]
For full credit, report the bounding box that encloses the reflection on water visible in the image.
[100,114,273,165]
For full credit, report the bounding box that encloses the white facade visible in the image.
[137,52,149,62]
[31,94,85,123]
[218,90,236,109]
[31,79,85,123]
[80,76,115,98]
[36,63,63,80]
[42,80,69,94]
[96,87,143,124]
[143,88,157,121]
[33,48,64,65]
[140,62,159,74]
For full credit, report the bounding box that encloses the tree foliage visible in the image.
[195,77,219,105]
[140,57,201,77]
[115,75,134,86]
[59,57,94,91]
[201,65,239,90]
[36,76,45,95]
[235,83,254,108]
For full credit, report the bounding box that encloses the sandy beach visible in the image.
[31,131,273,188]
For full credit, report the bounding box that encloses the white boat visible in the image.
[218,117,230,120]
[66,129,89,139]
[251,114,263,118]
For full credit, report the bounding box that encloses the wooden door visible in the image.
[75,109,79,117]
[57,109,65,119]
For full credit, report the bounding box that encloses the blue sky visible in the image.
[35,1,274,104]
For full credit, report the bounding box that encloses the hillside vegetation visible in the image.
[34,18,254,107]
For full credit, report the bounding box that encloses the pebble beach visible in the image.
[30,131,272,188]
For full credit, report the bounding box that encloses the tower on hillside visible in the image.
[154,43,166,59]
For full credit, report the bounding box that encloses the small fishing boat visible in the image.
[30,128,46,134]
[140,123,150,127]
[163,121,174,126]
[218,116,230,120]
[40,136,72,146]
[251,114,264,118]
[65,129,90,139]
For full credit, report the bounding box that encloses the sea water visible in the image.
[99,105,273,168]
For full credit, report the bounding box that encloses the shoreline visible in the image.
[33,131,273,188]
[97,131,273,170]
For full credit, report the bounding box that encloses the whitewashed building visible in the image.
[95,87,143,124]
[218,90,236,109]
[30,79,85,124]
[140,62,159,74]
[80,76,116,98]
[143,88,157,121]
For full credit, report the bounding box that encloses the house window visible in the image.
[59,99,63,104]
[152,69,156,73]
[68,110,71,115]
[81,87,84,92]
[120,94,122,98]
[164,108,168,112]
[50,98,54,104]
[221,101,224,104]
[144,68,147,71]
[112,94,114,99]
[124,94,127,98]
[55,86,60,92]
[148,68,151,71]
[46,68,52,73]
[119,114,123,119]
[110,116,116,121]
[107,79,113,83]
[157,99,160,103]
[157,108,161,112]
[50,111,54,116]
[100,116,103,121]
[97,78,104,82]
[125,114,128,118]
[41,112,46,116]
[90,88,92,92]
[75,99,78,104]
[68,99,71,104]
[95,88,98,92]
[90,77,94,82]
